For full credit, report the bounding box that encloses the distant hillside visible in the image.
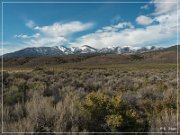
[3,52,179,67]
[3,46,65,58]
[163,45,180,52]
[2,45,180,67]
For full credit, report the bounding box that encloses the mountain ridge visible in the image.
[3,45,178,58]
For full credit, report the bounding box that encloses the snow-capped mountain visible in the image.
[136,46,163,53]
[80,45,97,54]
[98,47,114,54]
[54,46,73,55]
[3,45,164,58]
[70,46,82,54]
[3,46,65,58]
[98,46,135,54]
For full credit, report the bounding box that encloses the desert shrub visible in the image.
[43,87,53,97]
[138,85,163,101]
[2,71,9,86]
[13,78,26,87]
[103,76,121,92]
[71,80,84,89]
[43,69,55,75]
[33,66,45,71]
[3,103,26,123]
[80,91,109,131]
[105,114,123,131]
[163,88,177,110]
[55,91,82,132]
[4,85,24,105]
[46,82,62,104]
[34,109,56,132]
[84,82,101,92]
[130,55,144,61]
[12,72,29,81]
[148,75,161,84]
[26,92,56,132]
[169,79,177,88]
[80,91,147,132]
[27,80,46,91]
[149,109,177,132]
[3,64,177,132]
[3,117,34,132]
[52,88,60,106]
[123,91,139,107]
[156,81,168,92]
[116,77,137,92]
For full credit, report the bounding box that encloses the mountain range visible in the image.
[2,45,176,58]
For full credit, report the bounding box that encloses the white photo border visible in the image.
[1,1,179,134]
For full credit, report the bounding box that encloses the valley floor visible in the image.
[1,62,179,133]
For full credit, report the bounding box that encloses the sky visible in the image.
[1,0,179,54]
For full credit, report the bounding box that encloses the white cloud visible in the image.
[14,33,40,39]
[136,15,153,25]
[10,0,178,51]
[26,20,35,28]
[69,0,179,49]
[114,22,134,29]
[152,0,177,15]
[71,8,178,49]
[70,25,175,49]
[0,42,27,54]
[34,21,94,37]
[16,21,94,47]
[97,22,134,33]
[24,36,67,47]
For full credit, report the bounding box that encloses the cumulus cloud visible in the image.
[23,36,67,47]
[18,21,94,47]
[136,15,153,25]
[152,0,177,15]
[71,23,176,49]
[71,7,178,49]
[70,0,178,49]
[96,22,134,33]
[34,21,94,37]
[12,0,178,50]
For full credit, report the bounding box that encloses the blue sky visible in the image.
[1,0,179,53]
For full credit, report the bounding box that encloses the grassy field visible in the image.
[1,62,179,133]
[3,62,178,72]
